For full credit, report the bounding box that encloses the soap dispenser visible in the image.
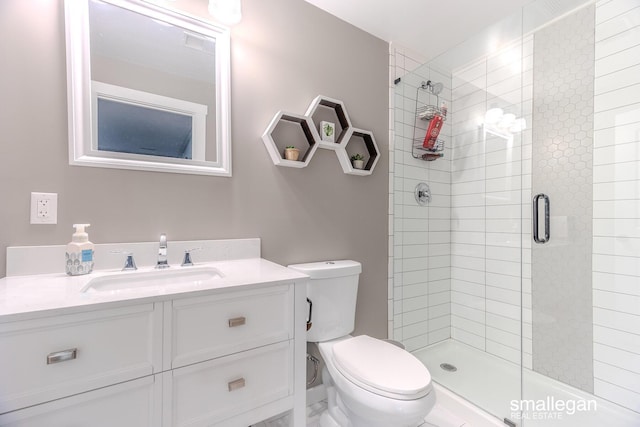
[65,224,95,276]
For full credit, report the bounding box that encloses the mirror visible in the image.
[65,0,231,176]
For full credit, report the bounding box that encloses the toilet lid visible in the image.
[332,335,432,399]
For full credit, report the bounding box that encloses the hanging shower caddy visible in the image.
[412,80,446,161]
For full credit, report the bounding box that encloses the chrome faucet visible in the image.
[156,233,169,269]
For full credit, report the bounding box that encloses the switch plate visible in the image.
[31,192,58,224]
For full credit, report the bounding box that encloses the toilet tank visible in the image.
[288,260,362,342]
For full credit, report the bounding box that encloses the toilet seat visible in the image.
[331,335,432,400]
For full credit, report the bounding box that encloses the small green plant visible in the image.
[323,123,334,137]
[350,153,364,161]
[285,145,296,149]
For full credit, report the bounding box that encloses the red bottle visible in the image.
[423,115,443,150]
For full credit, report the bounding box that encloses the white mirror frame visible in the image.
[64,0,232,176]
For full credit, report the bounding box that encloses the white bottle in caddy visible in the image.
[65,223,94,276]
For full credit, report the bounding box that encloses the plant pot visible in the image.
[352,159,364,169]
[284,148,300,161]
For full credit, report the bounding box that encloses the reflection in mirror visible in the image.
[65,0,231,176]
[96,99,194,159]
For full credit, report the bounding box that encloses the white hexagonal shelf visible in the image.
[262,111,320,168]
[263,96,380,175]
[305,95,353,149]
[336,128,380,176]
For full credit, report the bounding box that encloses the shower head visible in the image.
[421,80,443,95]
[430,82,443,95]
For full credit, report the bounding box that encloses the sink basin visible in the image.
[81,266,223,293]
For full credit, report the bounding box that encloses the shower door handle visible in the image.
[532,193,550,244]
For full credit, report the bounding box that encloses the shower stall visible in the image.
[390,0,640,425]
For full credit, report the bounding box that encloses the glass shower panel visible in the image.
[394,8,526,423]
[521,0,640,425]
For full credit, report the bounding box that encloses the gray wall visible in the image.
[0,0,389,339]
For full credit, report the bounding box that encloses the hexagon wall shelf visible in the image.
[261,111,320,168]
[262,95,379,176]
[305,95,353,149]
[337,128,379,176]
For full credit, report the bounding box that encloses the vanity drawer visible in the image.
[0,304,162,414]
[0,375,161,427]
[165,340,292,427]
[168,284,293,368]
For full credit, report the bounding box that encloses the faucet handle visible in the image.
[181,247,202,267]
[110,250,137,271]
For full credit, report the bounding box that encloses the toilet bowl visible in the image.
[318,335,435,427]
[288,260,436,427]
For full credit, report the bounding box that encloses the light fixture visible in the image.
[484,108,503,125]
[484,108,526,136]
[208,0,242,25]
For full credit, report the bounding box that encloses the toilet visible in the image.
[288,260,436,427]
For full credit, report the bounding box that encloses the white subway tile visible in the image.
[596,0,640,25]
[594,361,640,394]
[593,271,640,296]
[594,378,640,412]
[596,4,640,42]
[452,291,486,311]
[486,272,521,292]
[429,328,451,344]
[596,25,640,60]
[452,328,486,350]
[487,312,521,335]
[594,306,640,334]
[594,121,640,148]
[486,285,521,307]
[451,243,486,258]
[486,326,521,350]
[428,301,450,318]
[595,64,640,96]
[594,324,640,354]
[594,342,640,374]
[452,314,485,336]
[404,334,429,352]
[486,339,521,364]
[452,279,486,297]
[486,299,521,321]
[594,289,640,314]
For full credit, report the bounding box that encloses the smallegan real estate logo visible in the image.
[510,396,597,420]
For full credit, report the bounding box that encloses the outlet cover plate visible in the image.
[30,192,58,224]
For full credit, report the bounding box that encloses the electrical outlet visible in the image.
[31,192,58,224]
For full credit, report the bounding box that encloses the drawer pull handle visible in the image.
[228,377,245,391]
[228,316,246,327]
[47,348,77,365]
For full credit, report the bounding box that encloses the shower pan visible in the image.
[391,0,640,425]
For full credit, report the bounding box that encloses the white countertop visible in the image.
[0,258,308,321]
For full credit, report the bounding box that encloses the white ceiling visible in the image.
[304,0,534,61]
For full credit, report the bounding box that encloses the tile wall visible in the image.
[592,0,640,412]
[389,0,640,413]
[389,44,453,351]
[448,37,533,366]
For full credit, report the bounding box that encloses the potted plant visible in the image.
[320,121,335,143]
[351,153,365,169]
[284,145,300,161]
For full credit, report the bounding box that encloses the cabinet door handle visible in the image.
[228,377,245,391]
[47,348,77,365]
[228,316,246,327]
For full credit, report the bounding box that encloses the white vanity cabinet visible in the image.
[0,376,162,427]
[0,303,162,415]
[0,281,305,427]
[164,284,296,426]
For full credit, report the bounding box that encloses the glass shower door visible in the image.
[520,0,640,425]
